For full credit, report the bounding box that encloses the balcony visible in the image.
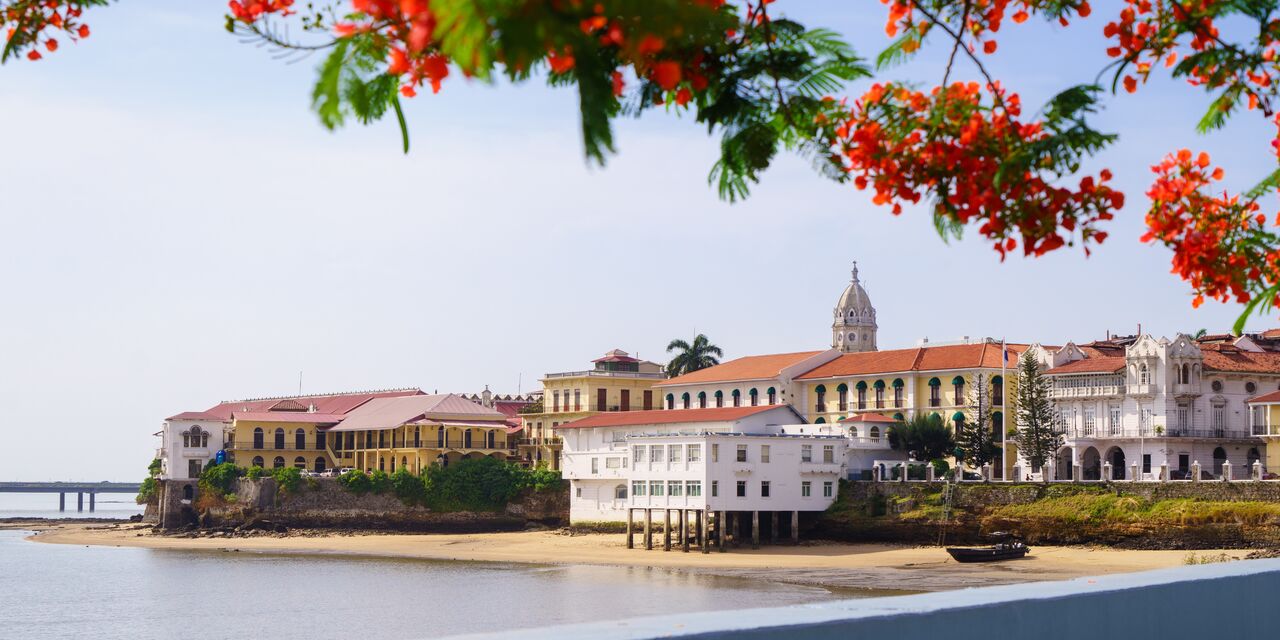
[543,370,666,380]
[1069,426,1256,440]
[799,462,842,475]
[1127,383,1157,396]
[1173,383,1201,398]
[1051,385,1124,399]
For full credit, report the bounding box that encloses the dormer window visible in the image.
[1212,380,1223,393]
[1138,364,1150,385]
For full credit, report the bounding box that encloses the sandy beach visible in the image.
[11,520,1248,593]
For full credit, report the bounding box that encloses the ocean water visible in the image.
[0,492,144,520]
[0,526,846,639]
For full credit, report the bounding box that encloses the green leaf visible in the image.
[1233,285,1276,335]
[1245,167,1280,200]
[392,95,410,153]
[313,38,352,130]
[1196,86,1242,134]
[876,31,921,71]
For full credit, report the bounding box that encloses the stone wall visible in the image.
[818,480,1280,548]
[163,478,569,532]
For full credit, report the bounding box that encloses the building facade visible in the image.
[156,412,231,480]
[327,393,514,473]
[518,349,666,470]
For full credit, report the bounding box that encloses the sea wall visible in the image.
[817,480,1280,548]
[162,478,568,532]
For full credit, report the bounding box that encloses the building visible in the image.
[832,261,878,353]
[327,393,515,473]
[518,349,667,470]
[1247,390,1280,472]
[156,412,231,480]
[1033,333,1280,480]
[652,350,839,412]
[555,405,850,532]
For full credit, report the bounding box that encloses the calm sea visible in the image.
[0,496,844,639]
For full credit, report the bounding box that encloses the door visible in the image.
[643,390,652,411]
[598,388,608,412]
[188,459,202,478]
[620,389,630,412]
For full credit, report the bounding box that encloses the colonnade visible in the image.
[624,508,802,552]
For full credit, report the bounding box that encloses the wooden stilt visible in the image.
[626,508,634,549]
[791,510,800,544]
[717,511,726,552]
[664,509,671,551]
[699,510,708,554]
[752,511,760,549]
[644,509,652,550]
[770,511,778,544]
[681,510,689,553]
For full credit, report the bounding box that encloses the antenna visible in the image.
[518,373,522,395]
[298,371,303,396]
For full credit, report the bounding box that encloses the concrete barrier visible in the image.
[449,559,1280,640]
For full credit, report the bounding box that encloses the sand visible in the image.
[13,521,1245,593]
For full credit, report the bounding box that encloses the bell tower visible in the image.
[832,261,878,353]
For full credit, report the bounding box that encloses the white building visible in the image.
[157,412,230,480]
[556,404,853,529]
[1031,333,1280,479]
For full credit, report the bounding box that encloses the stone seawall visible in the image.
[162,478,569,532]
[817,481,1280,549]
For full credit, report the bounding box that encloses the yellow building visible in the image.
[519,349,666,469]
[1248,391,1280,471]
[328,394,513,473]
[795,340,1026,477]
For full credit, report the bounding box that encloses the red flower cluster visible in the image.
[2,0,91,61]
[1142,149,1280,308]
[882,0,1092,56]
[228,0,293,23]
[1103,0,1240,94]
[832,82,1122,259]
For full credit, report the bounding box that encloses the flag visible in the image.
[1002,341,1010,365]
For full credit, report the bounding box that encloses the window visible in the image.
[251,456,264,468]
[952,376,965,405]
[668,481,683,497]
[1109,405,1122,435]
[761,445,771,463]
[929,378,941,407]
[1213,404,1226,433]
[188,459,202,478]
[711,443,719,462]
[591,458,599,474]
[615,485,627,500]
[293,456,306,469]
[711,480,719,497]
[1139,364,1150,385]
[689,444,702,462]
[823,445,835,464]
[732,389,741,407]
[575,487,582,498]
[736,444,748,462]
[295,428,306,450]
[686,481,702,497]
[632,481,645,497]
[838,384,848,411]
[735,480,746,497]
[1212,380,1223,393]
[801,481,811,497]
[749,388,759,406]
[1177,404,1190,431]
[992,376,1004,406]
[761,481,771,498]
[714,390,724,408]
[572,389,580,411]
[857,385,867,410]
[1142,454,1151,475]
[823,481,834,497]
[668,444,682,463]
[801,444,813,463]
[893,379,905,408]
[767,387,777,405]
[874,383,885,409]
[698,392,707,409]
[666,393,675,410]
[1246,381,1257,394]
[650,480,664,497]
[1140,406,1154,434]
[650,446,663,463]
[274,428,285,449]
[1180,363,1190,384]
[643,390,653,411]
[1083,406,1096,436]
[633,445,645,464]
[553,391,560,412]
[869,426,880,441]
[253,427,264,448]
[272,456,285,469]
[816,385,827,413]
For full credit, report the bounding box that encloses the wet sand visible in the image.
[16,520,1244,592]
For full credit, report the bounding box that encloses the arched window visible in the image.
[1139,364,1150,385]
[183,485,194,500]
[869,426,880,441]
[836,384,848,412]
[953,412,966,433]
[666,393,675,410]
[274,428,285,449]
[390,457,396,473]
[251,456,264,467]
[749,388,759,406]
[293,456,306,469]
[731,389,741,407]
[893,378,905,408]
[893,412,904,422]
[253,427,264,449]
[856,381,868,410]
[295,428,306,450]
[952,376,965,405]
[681,392,691,409]
[182,429,191,448]
[379,456,385,471]
[697,391,707,409]
[815,417,826,424]
[414,426,421,448]
[928,378,941,407]
[714,390,724,408]
[815,384,827,412]
[615,484,627,500]
[272,456,285,469]
[464,429,473,448]
[849,426,858,438]
[991,375,1003,406]
[314,457,326,472]
[873,380,886,408]
[1180,363,1190,384]
[437,427,445,448]
[767,387,777,405]
[991,411,1004,440]
[401,456,407,470]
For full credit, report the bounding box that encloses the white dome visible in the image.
[835,263,875,318]
[832,261,877,353]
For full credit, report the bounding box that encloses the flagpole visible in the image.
[1001,338,1008,482]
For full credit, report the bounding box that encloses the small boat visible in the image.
[946,532,1030,563]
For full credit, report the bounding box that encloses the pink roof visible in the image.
[1045,357,1126,375]
[203,388,423,420]
[232,412,345,424]
[166,411,229,422]
[840,413,899,423]
[329,394,507,432]
[556,405,799,429]
[1248,390,1280,404]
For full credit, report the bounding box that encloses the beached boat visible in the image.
[946,533,1030,563]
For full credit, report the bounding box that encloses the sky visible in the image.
[1,2,1275,481]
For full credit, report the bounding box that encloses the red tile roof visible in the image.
[1262,329,1280,339]
[796,343,1029,380]
[1248,390,1280,404]
[1202,349,1280,374]
[1045,357,1127,375]
[840,412,899,423]
[655,351,825,386]
[554,405,797,429]
[166,411,229,422]
[231,412,346,424]
[203,389,423,420]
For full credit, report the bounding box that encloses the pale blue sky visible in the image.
[1,2,1274,480]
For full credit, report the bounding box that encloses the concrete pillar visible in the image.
[791,510,800,544]
[681,510,689,553]
[717,511,726,552]
[1159,462,1169,482]
[664,509,671,551]
[77,492,83,512]
[89,492,95,512]
[626,508,634,549]
[751,511,760,549]
[899,462,908,482]
[1102,462,1113,482]
[1130,463,1140,482]
[644,509,653,550]
[872,465,881,482]
[59,492,65,512]
[981,463,992,482]
[1012,465,1023,482]
[954,465,964,482]
[770,511,779,544]
[1223,460,1233,482]
[731,512,740,547]
[1072,463,1081,483]
[1192,461,1202,482]
[1254,460,1264,481]
[699,511,708,554]
[925,465,935,482]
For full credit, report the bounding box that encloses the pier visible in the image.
[0,482,141,513]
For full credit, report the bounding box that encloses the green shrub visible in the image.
[198,462,243,497]
[269,466,302,493]
[391,468,427,504]
[147,458,162,477]
[245,466,268,480]
[135,476,158,505]
[425,457,525,512]
[338,469,372,494]
[523,466,563,492]
[930,459,951,478]
[369,469,392,494]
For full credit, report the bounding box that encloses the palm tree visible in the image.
[1192,328,1208,339]
[665,334,723,377]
